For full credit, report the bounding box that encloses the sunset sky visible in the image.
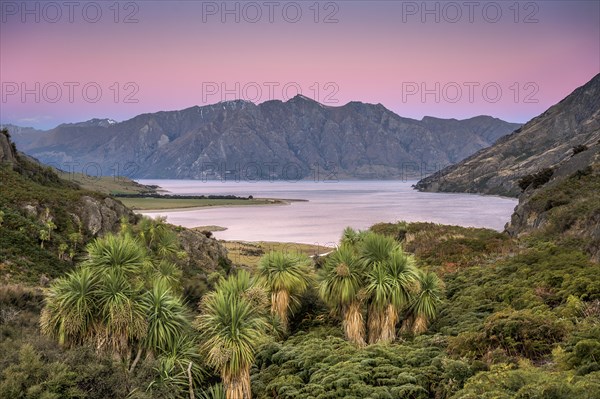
[1,0,599,129]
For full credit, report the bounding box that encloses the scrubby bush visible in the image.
[482,309,569,360]
[252,328,449,398]
[518,168,554,191]
[453,364,600,399]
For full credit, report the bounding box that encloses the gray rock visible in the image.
[22,204,38,217]
[177,229,229,273]
[0,132,16,165]
[78,195,134,236]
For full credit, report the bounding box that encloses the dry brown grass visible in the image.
[222,241,333,269]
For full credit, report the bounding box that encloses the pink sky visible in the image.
[1,1,599,129]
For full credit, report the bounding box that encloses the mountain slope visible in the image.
[9,98,520,179]
[414,73,600,260]
[415,73,600,196]
[506,147,600,261]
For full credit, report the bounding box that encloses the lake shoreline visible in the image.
[136,180,517,244]
[123,197,308,211]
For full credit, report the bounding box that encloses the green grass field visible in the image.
[118,197,286,210]
[56,172,156,195]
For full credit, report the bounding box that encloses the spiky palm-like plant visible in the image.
[149,259,183,292]
[359,232,398,265]
[198,383,226,399]
[340,227,361,247]
[41,230,202,393]
[360,233,397,344]
[360,234,420,344]
[364,261,390,344]
[380,250,419,343]
[257,251,313,333]
[152,334,206,398]
[319,244,366,346]
[195,271,269,399]
[40,267,98,347]
[137,217,181,258]
[143,279,190,355]
[84,233,148,276]
[405,271,444,335]
[95,270,147,357]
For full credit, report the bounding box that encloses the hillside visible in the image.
[9,98,520,180]
[506,147,600,261]
[415,73,600,197]
[414,73,600,261]
[0,130,228,284]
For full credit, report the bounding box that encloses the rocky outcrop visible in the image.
[415,73,600,197]
[77,196,136,236]
[177,229,229,273]
[0,131,17,165]
[10,99,519,180]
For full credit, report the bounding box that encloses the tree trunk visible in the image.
[367,304,383,344]
[412,314,429,335]
[380,304,398,343]
[343,301,366,347]
[129,347,143,373]
[400,315,414,335]
[224,366,252,399]
[271,290,290,333]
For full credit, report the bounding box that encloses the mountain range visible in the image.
[5,98,520,180]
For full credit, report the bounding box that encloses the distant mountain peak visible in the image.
[287,94,318,103]
[214,99,256,111]
[58,118,119,128]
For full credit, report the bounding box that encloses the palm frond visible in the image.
[409,271,445,335]
[84,233,148,276]
[40,268,98,347]
[195,272,269,396]
[319,244,364,310]
[257,251,313,331]
[359,232,399,265]
[143,279,191,353]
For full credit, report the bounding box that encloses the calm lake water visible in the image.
[137,180,517,246]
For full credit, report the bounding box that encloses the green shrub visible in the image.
[453,364,600,399]
[482,309,569,360]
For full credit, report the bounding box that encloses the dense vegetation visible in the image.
[518,168,554,191]
[1,131,600,398]
[249,225,600,399]
[4,219,599,398]
[521,164,600,257]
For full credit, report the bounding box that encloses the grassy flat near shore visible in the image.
[120,197,286,210]
[56,172,157,195]
[223,241,334,268]
[54,171,295,210]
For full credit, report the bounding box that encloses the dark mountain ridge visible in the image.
[8,97,520,180]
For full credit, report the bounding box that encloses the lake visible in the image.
[137,180,517,246]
